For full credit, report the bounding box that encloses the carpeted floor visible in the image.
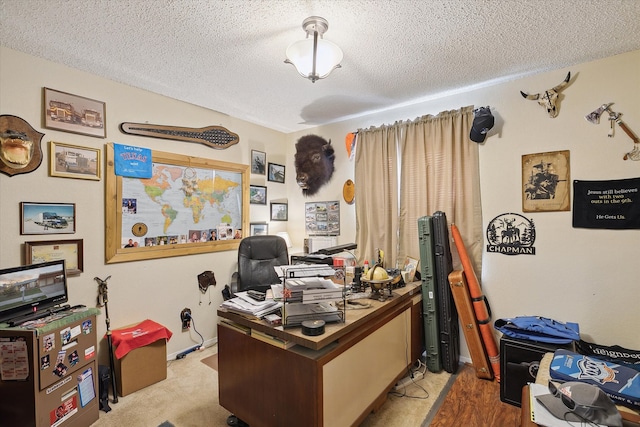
[93,345,453,426]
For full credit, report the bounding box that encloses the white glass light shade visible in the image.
[285,38,343,82]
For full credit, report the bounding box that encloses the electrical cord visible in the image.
[389,359,430,399]
[185,312,205,349]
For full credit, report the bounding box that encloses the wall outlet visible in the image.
[180,308,191,331]
[394,370,424,390]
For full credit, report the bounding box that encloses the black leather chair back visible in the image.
[237,235,289,293]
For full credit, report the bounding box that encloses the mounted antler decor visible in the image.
[520,72,571,118]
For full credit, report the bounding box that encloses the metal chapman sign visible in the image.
[486,213,536,255]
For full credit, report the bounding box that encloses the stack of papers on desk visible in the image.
[274,264,336,278]
[271,277,342,303]
[220,292,282,319]
[282,302,342,325]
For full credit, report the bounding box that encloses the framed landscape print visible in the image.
[268,163,285,183]
[49,141,101,180]
[20,202,76,235]
[249,222,269,236]
[43,87,106,138]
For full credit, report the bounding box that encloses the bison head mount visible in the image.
[520,72,571,118]
[294,135,335,196]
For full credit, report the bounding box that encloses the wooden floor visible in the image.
[428,363,521,426]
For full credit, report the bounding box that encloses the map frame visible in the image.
[105,143,249,264]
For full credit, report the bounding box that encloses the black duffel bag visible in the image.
[576,339,640,372]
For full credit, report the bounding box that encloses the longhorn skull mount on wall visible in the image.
[520,72,571,118]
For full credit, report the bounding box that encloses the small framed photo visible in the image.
[25,239,84,276]
[249,185,267,205]
[251,150,266,175]
[268,163,285,183]
[49,141,101,180]
[20,202,76,235]
[43,87,106,138]
[270,202,288,221]
[402,256,420,283]
[250,222,269,236]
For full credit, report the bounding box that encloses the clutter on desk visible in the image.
[220,292,282,319]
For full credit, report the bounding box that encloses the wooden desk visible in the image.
[217,283,422,427]
[521,385,640,427]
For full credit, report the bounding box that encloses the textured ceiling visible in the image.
[2,0,640,134]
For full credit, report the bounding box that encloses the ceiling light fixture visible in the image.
[285,16,343,83]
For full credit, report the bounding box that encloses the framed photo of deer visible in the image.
[522,150,570,212]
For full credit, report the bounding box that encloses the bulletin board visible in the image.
[105,143,249,263]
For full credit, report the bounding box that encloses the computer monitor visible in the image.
[0,260,69,324]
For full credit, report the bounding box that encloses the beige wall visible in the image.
[2,46,639,363]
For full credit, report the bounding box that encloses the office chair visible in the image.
[229,234,289,296]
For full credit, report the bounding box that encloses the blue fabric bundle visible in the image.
[494,316,580,344]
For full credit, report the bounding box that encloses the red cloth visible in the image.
[110,319,172,359]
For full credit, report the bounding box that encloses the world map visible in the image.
[121,163,243,244]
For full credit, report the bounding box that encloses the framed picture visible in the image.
[43,87,106,138]
[305,201,340,235]
[105,143,249,263]
[25,239,84,276]
[402,256,420,283]
[249,185,267,205]
[20,202,76,235]
[271,202,288,221]
[522,150,570,212]
[251,150,266,175]
[250,222,269,236]
[268,162,285,183]
[49,141,101,180]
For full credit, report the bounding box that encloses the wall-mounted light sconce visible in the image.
[284,16,343,83]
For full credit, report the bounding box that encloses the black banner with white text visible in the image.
[572,178,640,229]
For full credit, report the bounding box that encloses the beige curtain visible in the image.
[355,106,483,274]
[354,123,400,266]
